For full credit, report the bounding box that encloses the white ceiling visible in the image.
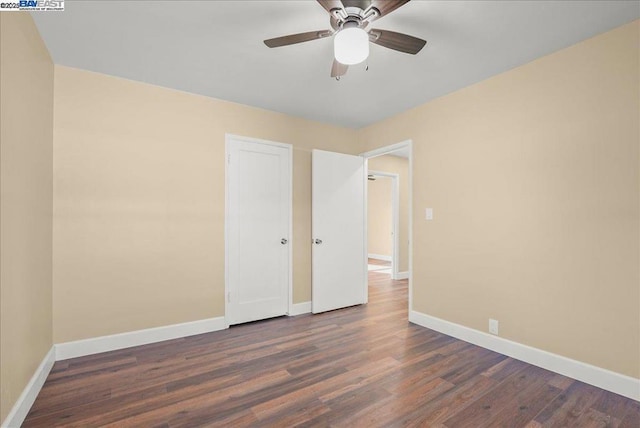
[32,1,639,128]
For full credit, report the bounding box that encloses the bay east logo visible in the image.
[0,0,64,11]
[19,0,63,9]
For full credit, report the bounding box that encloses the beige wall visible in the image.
[360,21,640,378]
[52,66,360,343]
[0,13,54,422]
[368,155,410,272]
[367,176,393,259]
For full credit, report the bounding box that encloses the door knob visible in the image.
[281,238,288,245]
[314,238,322,245]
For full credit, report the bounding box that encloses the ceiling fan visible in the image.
[263,0,426,78]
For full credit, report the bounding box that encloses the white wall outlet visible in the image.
[425,208,433,220]
[489,319,499,335]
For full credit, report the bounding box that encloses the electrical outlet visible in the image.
[489,319,499,335]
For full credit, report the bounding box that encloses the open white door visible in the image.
[312,149,366,313]
[226,136,291,325]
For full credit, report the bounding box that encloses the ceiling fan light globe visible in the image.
[334,27,369,65]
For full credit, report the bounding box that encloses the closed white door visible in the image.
[312,150,366,313]
[226,136,291,325]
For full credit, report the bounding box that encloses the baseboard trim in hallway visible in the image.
[367,253,391,262]
[55,316,227,361]
[394,271,409,280]
[409,309,640,401]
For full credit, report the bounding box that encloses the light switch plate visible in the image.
[425,208,433,220]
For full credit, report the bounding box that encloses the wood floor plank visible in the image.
[619,411,640,428]
[442,365,554,427]
[23,269,640,427]
[591,387,640,421]
[401,374,500,427]
[251,356,400,420]
[481,372,562,427]
[533,382,604,427]
[337,377,453,428]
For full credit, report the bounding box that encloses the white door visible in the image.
[312,149,366,313]
[226,136,291,325]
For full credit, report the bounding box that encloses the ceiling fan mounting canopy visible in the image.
[263,0,426,78]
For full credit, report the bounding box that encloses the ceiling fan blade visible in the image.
[316,0,344,14]
[264,30,333,48]
[331,59,349,78]
[368,0,410,21]
[369,29,426,54]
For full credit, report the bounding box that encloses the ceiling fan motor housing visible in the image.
[331,2,379,30]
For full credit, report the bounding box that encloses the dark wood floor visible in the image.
[25,271,639,427]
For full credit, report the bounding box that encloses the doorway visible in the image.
[363,141,413,313]
[367,170,399,277]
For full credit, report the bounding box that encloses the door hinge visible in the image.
[227,154,231,164]
[227,291,231,303]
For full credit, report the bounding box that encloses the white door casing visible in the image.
[312,149,367,314]
[362,140,413,314]
[225,135,292,325]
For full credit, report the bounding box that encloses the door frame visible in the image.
[367,170,400,280]
[224,133,293,328]
[361,140,413,314]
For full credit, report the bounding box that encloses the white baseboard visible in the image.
[394,271,409,280]
[409,310,640,401]
[368,253,392,262]
[289,301,312,316]
[2,347,55,428]
[55,317,226,361]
